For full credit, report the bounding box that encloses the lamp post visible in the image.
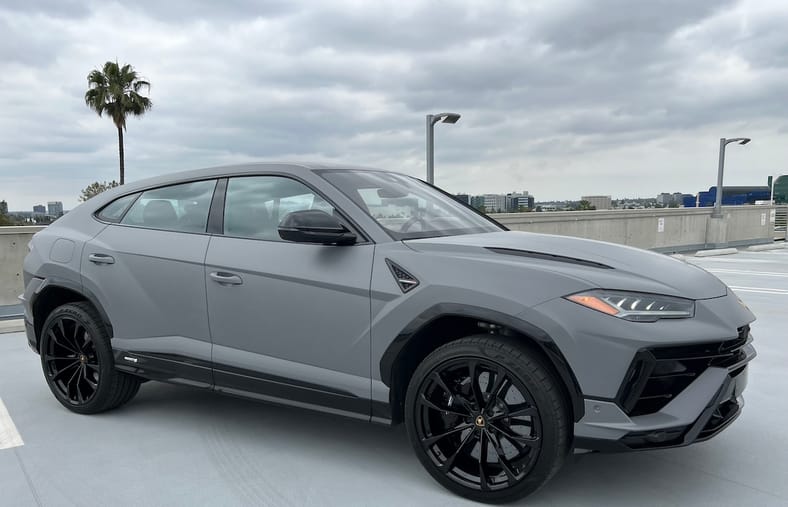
[426,112,461,184]
[770,175,776,204]
[712,137,751,218]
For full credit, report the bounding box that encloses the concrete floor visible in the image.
[1,248,787,506]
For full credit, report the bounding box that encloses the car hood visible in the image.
[403,231,728,300]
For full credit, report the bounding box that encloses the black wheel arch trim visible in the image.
[30,277,114,351]
[379,303,585,422]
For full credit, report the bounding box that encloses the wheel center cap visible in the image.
[475,415,486,428]
[79,354,87,363]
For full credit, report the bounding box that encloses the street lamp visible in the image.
[426,112,461,184]
[712,137,751,218]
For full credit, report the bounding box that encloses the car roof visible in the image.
[75,162,403,215]
[121,162,390,193]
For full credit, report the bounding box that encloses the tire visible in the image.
[404,335,570,504]
[39,302,141,414]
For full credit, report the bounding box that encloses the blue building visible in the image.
[683,186,770,207]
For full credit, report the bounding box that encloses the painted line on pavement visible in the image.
[729,286,788,295]
[706,269,788,278]
[0,397,24,450]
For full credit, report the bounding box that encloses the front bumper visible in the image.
[574,338,755,452]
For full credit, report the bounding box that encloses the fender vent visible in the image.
[386,259,419,293]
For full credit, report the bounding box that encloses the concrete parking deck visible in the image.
[1,247,787,506]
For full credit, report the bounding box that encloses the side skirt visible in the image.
[114,350,377,422]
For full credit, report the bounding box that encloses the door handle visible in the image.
[209,271,243,286]
[88,253,115,265]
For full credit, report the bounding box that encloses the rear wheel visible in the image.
[40,302,141,414]
[404,335,570,503]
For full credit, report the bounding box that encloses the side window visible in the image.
[97,193,140,222]
[120,180,217,233]
[224,176,336,241]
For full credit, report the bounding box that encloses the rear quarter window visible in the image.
[96,193,140,223]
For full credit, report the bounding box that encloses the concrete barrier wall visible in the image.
[0,206,779,305]
[492,205,776,253]
[0,226,45,305]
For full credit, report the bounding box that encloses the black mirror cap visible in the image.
[278,210,357,246]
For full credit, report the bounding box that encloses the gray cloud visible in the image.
[1,0,787,211]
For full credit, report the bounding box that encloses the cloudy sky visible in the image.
[1,0,787,210]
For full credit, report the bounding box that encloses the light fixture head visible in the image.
[725,137,751,146]
[431,112,461,125]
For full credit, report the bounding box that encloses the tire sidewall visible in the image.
[404,336,568,504]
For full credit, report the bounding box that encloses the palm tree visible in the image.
[85,62,152,185]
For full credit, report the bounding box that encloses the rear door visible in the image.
[205,175,374,419]
[82,179,218,386]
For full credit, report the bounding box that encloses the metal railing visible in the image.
[775,206,787,240]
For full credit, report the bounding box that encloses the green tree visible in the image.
[0,201,21,226]
[576,200,596,211]
[85,61,152,185]
[0,200,10,226]
[79,180,120,202]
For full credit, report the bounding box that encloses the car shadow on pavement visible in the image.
[97,381,764,507]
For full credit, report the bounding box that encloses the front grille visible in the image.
[617,326,750,416]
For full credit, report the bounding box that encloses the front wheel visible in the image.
[40,302,141,414]
[404,336,570,504]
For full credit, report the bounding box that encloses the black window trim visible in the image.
[213,173,373,245]
[207,178,227,235]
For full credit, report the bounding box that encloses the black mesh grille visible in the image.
[618,326,750,416]
[385,259,419,293]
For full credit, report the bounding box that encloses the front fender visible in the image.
[379,303,585,422]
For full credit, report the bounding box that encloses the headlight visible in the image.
[565,290,695,322]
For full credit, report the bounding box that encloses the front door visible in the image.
[205,175,373,419]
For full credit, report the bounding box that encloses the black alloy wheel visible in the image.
[414,357,542,491]
[44,315,101,405]
[405,336,569,504]
[40,302,141,414]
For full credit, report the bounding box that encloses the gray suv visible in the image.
[21,163,756,503]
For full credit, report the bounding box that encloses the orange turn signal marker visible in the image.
[567,295,620,316]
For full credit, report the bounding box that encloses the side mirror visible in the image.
[278,210,357,245]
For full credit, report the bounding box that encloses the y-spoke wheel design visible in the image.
[40,302,141,414]
[405,336,570,504]
[415,358,542,492]
[44,316,100,405]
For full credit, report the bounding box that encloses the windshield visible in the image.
[321,170,503,240]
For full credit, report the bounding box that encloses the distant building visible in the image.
[470,195,486,210]
[773,175,788,204]
[33,204,46,214]
[454,194,470,205]
[581,195,612,210]
[506,191,534,212]
[656,192,687,207]
[0,200,7,215]
[47,201,64,217]
[483,194,507,213]
[684,186,770,207]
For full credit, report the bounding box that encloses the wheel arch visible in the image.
[32,280,112,352]
[379,304,584,424]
